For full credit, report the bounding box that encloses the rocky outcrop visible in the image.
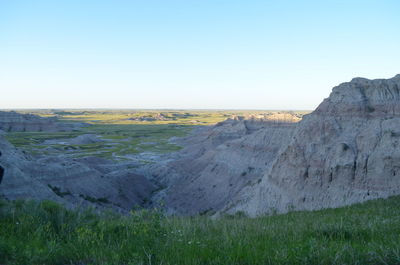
[150,74,400,216]
[148,114,300,215]
[128,113,170,122]
[227,74,400,216]
[0,111,84,132]
[0,135,61,202]
[0,134,156,211]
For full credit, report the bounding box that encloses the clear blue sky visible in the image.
[0,0,399,109]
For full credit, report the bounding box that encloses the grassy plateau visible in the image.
[1,196,400,265]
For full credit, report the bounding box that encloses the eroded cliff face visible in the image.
[227,74,400,216]
[149,114,300,215]
[149,74,400,216]
[0,111,83,132]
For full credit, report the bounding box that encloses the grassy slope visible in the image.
[1,197,400,265]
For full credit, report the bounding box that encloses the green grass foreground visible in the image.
[1,197,400,265]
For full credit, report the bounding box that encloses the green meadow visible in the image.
[1,196,400,265]
[5,124,190,159]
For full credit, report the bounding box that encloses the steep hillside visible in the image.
[149,114,299,215]
[229,74,400,215]
[150,74,400,216]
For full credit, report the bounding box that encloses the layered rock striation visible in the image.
[151,74,400,216]
[229,74,400,216]
[0,134,156,211]
[148,114,300,215]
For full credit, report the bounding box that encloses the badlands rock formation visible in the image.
[0,110,157,211]
[149,114,301,215]
[0,134,61,203]
[151,74,400,216]
[2,75,400,216]
[0,133,156,211]
[229,74,400,216]
[0,111,83,132]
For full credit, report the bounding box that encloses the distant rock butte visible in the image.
[0,111,84,132]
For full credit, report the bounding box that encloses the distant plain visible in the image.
[5,110,309,161]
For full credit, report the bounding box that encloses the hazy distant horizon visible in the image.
[1,1,399,109]
[0,108,313,112]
